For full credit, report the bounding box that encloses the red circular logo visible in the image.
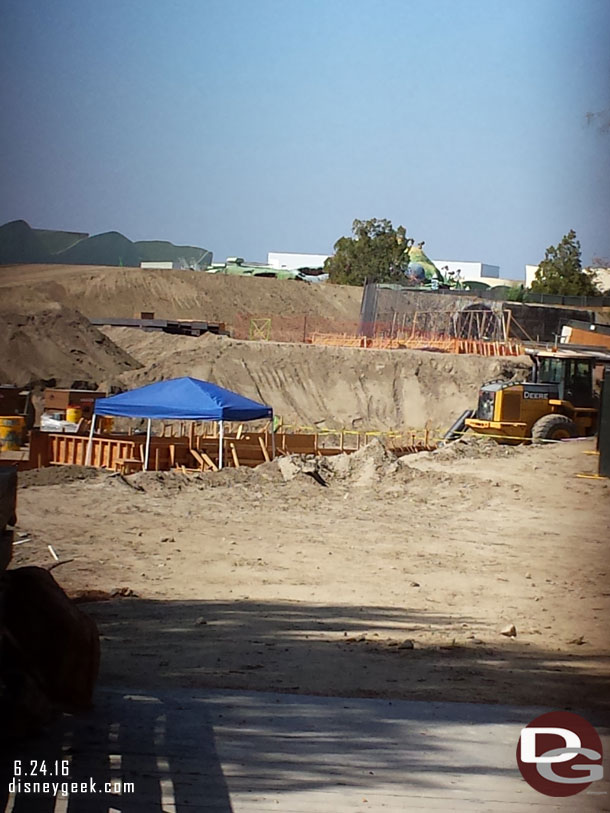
[516,711,604,797]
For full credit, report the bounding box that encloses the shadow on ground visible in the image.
[0,684,543,813]
[1,689,231,812]
[1,598,608,812]
[88,598,610,712]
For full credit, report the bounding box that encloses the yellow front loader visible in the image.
[463,349,608,444]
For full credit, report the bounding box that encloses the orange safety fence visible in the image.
[308,333,524,356]
[232,313,364,343]
[231,313,523,356]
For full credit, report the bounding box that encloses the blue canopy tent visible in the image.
[86,377,274,470]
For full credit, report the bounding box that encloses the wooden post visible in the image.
[258,435,270,462]
[504,308,512,341]
[201,451,218,471]
[189,448,205,471]
[230,442,240,468]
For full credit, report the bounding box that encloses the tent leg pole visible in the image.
[219,420,224,469]
[271,413,276,460]
[85,414,96,466]
[144,419,152,471]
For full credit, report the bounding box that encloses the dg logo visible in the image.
[517,711,604,797]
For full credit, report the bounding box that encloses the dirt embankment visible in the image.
[0,265,529,429]
[0,264,362,323]
[104,328,530,431]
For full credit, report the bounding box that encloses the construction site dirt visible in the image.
[11,437,610,711]
[1,265,609,716]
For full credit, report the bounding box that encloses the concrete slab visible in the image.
[2,688,609,811]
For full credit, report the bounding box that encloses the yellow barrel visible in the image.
[0,416,25,451]
[66,406,83,423]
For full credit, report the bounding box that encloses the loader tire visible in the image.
[531,414,578,443]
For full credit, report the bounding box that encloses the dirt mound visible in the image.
[0,304,140,388]
[0,264,362,324]
[116,439,488,499]
[107,329,529,431]
[126,465,264,494]
[276,438,401,488]
[107,442,419,498]
[18,465,104,488]
[423,434,527,460]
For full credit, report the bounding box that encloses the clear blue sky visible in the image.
[1,0,609,278]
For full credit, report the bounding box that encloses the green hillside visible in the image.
[0,220,212,268]
[136,240,212,266]
[54,231,142,267]
[34,228,89,254]
[0,220,48,264]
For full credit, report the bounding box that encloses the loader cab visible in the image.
[532,355,595,408]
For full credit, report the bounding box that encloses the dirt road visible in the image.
[12,438,610,711]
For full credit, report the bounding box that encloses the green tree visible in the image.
[531,230,601,296]
[324,218,414,286]
[506,284,526,302]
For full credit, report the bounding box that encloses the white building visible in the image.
[524,265,539,288]
[432,260,526,287]
[525,265,610,291]
[432,260,499,281]
[140,261,180,270]
[594,268,610,292]
[268,251,329,270]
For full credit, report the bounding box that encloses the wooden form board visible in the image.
[27,429,436,472]
[46,433,143,470]
[28,431,273,471]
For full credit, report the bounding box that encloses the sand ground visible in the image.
[11,437,610,711]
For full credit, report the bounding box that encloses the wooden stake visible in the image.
[258,435,270,462]
[504,308,512,341]
[230,443,240,468]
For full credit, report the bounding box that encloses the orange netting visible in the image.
[231,314,524,356]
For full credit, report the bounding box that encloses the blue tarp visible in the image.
[93,377,273,421]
